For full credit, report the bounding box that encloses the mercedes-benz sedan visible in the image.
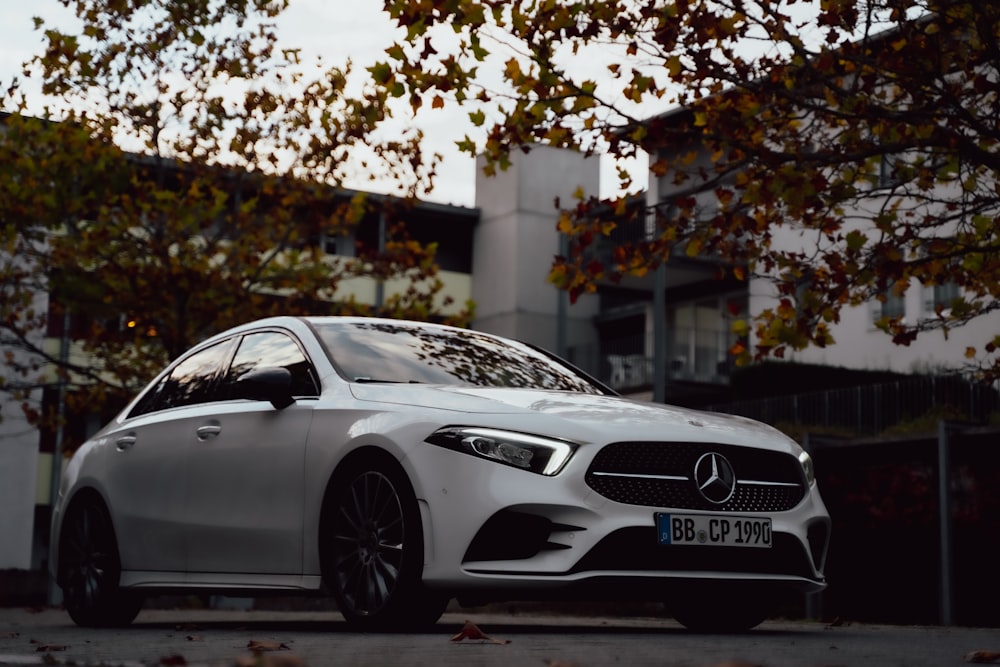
[51,316,829,632]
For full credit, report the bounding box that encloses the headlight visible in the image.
[426,426,578,476]
[798,450,815,486]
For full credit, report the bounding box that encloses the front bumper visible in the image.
[406,441,830,598]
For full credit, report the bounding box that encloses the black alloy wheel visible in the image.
[60,500,142,627]
[324,459,447,630]
[670,586,774,633]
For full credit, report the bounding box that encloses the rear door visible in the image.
[104,338,236,574]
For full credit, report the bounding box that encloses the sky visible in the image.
[0,0,483,207]
[0,0,652,208]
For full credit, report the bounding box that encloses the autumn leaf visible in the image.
[372,0,1000,379]
[2,0,472,433]
[450,620,511,644]
[247,640,292,653]
[966,651,1000,664]
[32,643,68,652]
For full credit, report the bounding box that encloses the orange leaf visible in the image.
[247,640,291,653]
[450,620,511,644]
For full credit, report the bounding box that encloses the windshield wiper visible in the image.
[352,377,425,384]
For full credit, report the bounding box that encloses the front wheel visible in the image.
[322,458,448,631]
[669,587,773,632]
[59,499,143,628]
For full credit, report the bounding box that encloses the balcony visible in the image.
[569,329,734,393]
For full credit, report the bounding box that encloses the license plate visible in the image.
[656,513,772,548]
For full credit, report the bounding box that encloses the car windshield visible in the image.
[312,320,606,394]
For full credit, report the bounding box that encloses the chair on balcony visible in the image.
[607,354,653,389]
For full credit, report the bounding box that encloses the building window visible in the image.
[321,231,355,256]
[871,288,906,325]
[923,281,960,318]
[878,152,906,189]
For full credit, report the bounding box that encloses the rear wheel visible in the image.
[60,499,142,628]
[322,456,448,631]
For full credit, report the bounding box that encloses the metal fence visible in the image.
[706,375,1000,436]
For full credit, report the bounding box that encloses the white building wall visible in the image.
[736,158,997,374]
[0,399,41,569]
[0,289,47,570]
[472,145,600,351]
[749,272,1000,373]
[333,269,472,317]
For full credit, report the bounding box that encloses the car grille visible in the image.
[585,441,806,512]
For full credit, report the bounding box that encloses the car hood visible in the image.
[348,384,797,452]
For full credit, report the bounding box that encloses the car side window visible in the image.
[225,331,319,398]
[128,339,236,418]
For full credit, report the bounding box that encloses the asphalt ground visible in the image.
[1,605,998,667]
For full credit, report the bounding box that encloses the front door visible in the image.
[181,329,320,576]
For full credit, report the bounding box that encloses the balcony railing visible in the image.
[568,330,733,391]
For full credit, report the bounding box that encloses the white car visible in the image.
[51,316,830,632]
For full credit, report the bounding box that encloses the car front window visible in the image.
[312,320,605,394]
[224,330,319,397]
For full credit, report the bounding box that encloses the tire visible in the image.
[59,499,143,628]
[321,456,448,631]
[670,587,773,633]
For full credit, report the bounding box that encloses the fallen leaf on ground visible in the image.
[30,639,67,652]
[247,639,292,653]
[33,644,68,652]
[160,655,188,665]
[1,632,19,638]
[450,620,511,645]
[186,635,204,642]
[966,651,1000,664]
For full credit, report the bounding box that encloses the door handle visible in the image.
[115,435,137,452]
[196,424,222,441]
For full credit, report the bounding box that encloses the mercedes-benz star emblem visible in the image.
[694,452,737,504]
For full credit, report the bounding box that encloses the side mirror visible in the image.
[235,367,296,410]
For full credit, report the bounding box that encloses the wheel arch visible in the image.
[314,443,448,629]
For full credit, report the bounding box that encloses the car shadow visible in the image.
[131,616,815,637]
